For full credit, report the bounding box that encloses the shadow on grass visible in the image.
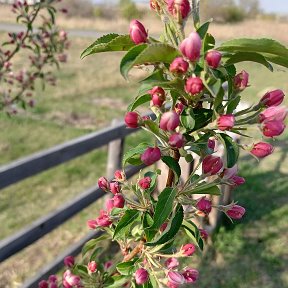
[194,142,288,288]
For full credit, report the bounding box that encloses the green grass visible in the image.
[0,32,287,286]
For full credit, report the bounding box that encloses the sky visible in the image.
[92,0,288,14]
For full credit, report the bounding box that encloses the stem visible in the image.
[123,239,145,262]
[166,149,180,187]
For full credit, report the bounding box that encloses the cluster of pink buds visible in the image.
[258,90,286,137]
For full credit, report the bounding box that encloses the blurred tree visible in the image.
[239,0,261,17]
[119,0,143,21]
[57,0,95,18]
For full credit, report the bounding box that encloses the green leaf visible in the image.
[113,210,140,239]
[192,108,213,131]
[81,34,135,58]
[226,95,241,114]
[120,43,180,79]
[82,234,110,257]
[218,38,288,69]
[161,156,181,183]
[104,275,130,288]
[188,183,221,195]
[146,205,183,246]
[123,142,150,166]
[128,94,151,111]
[181,108,195,130]
[150,187,177,231]
[197,20,212,39]
[223,52,273,71]
[116,259,138,275]
[143,212,155,241]
[217,133,239,168]
[182,220,204,250]
[203,33,215,53]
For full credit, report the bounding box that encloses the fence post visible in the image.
[106,119,125,179]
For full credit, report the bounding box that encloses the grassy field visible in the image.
[0,10,287,287]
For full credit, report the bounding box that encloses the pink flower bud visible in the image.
[185,77,204,95]
[106,198,114,212]
[141,147,161,165]
[167,0,191,19]
[88,261,97,273]
[226,204,246,219]
[110,182,121,195]
[64,256,74,268]
[182,268,199,283]
[259,106,287,123]
[38,280,49,288]
[230,175,245,187]
[217,114,235,131]
[63,270,80,287]
[104,261,113,270]
[113,193,125,208]
[87,219,97,229]
[167,282,179,288]
[196,197,212,215]
[205,50,222,68]
[114,170,126,182]
[129,20,148,44]
[149,86,166,107]
[96,210,112,227]
[181,243,196,256]
[125,112,141,128]
[234,70,249,91]
[250,142,274,158]
[139,176,152,190]
[169,57,189,74]
[260,89,285,107]
[135,268,149,285]
[180,32,202,62]
[223,165,238,179]
[169,133,184,148]
[199,228,209,240]
[167,271,185,285]
[48,275,57,283]
[202,155,223,175]
[160,111,180,131]
[175,102,185,114]
[165,258,179,270]
[98,177,109,192]
[208,138,216,150]
[50,283,58,288]
[262,120,285,137]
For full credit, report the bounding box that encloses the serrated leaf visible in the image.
[150,187,177,231]
[113,210,140,239]
[187,183,221,195]
[227,95,241,114]
[217,133,239,168]
[182,220,204,250]
[192,108,213,132]
[81,34,135,58]
[116,259,138,275]
[128,94,151,111]
[161,156,181,183]
[197,19,212,39]
[218,38,288,69]
[146,205,183,246]
[223,52,273,71]
[120,43,180,79]
[82,234,110,257]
